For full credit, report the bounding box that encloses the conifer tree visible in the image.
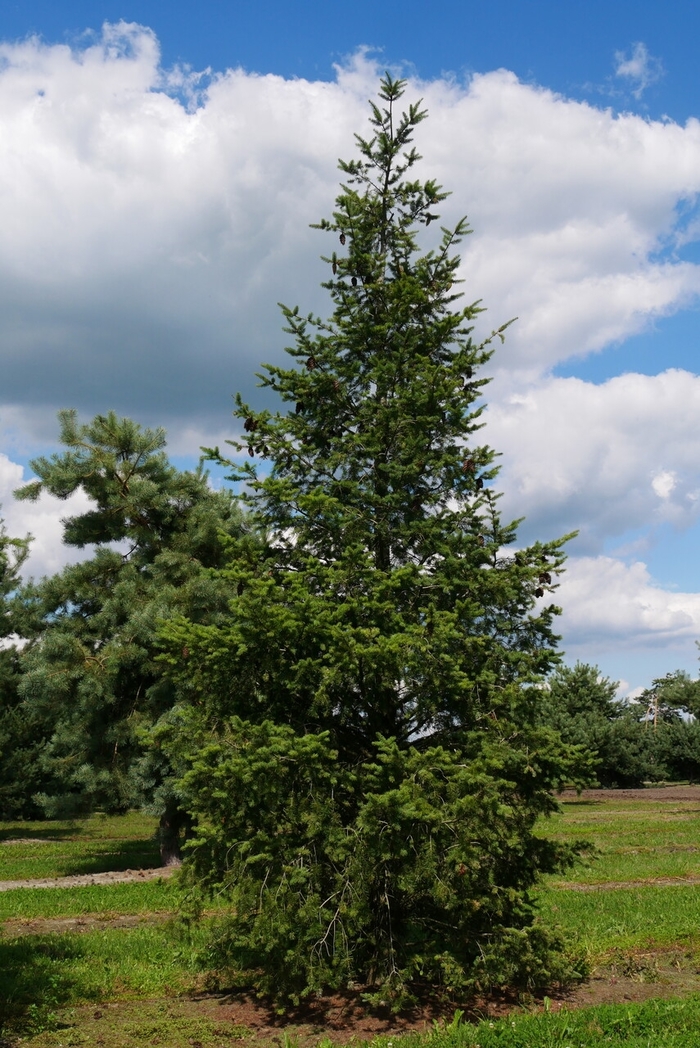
[12,411,246,855]
[162,77,587,1001]
[0,518,43,818]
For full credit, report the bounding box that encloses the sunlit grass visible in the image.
[15,992,700,1047]
[0,879,178,920]
[0,812,160,879]
[539,883,700,960]
[4,796,700,1043]
[540,797,700,885]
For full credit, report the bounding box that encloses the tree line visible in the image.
[1,75,696,1005]
[544,663,700,788]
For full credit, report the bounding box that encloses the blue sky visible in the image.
[5,0,700,126]
[2,1,700,692]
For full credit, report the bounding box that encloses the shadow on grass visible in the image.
[0,934,95,1036]
[60,837,162,876]
[0,824,79,843]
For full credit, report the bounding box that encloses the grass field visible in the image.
[543,797,700,885]
[0,812,160,879]
[2,792,700,1046]
[0,878,177,920]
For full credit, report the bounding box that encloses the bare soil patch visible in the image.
[0,865,177,892]
[559,785,700,802]
[1,912,171,937]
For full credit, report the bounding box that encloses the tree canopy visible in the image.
[158,76,588,1003]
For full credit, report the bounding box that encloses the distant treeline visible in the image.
[543,662,700,787]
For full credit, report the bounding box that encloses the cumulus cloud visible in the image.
[558,554,700,649]
[0,26,699,441]
[0,454,92,578]
[614,42,664,99]
[2,24,700,660]
[486,369,700,550]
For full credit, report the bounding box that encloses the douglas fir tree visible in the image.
[162,76,588,1002]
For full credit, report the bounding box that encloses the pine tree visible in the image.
[161,76,587,1002]
[543,664,700,787]
[13,410,246,855]
[0,517,43,818]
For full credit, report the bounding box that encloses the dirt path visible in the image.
[559,785,700,802]
[554,873,700,891]
[2,912,172,936]
[0,865,178,892]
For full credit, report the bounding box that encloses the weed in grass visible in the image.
[613,951,661,982]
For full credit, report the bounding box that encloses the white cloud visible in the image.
[558,555,700,649]
[1,25,700,670]
[0,28,698,438]
[486,369,700,550]
[614,42,664,99]
[651,470,676,500]
[0,453,92,579]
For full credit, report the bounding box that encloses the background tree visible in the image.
[0,518,45,819]
[641,670,700,722]
[632,671,700,783]
[161,76,589,1003]
[13,410,246,858]
[543,663,700,787]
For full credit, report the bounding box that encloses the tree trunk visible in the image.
[158,798,191,866]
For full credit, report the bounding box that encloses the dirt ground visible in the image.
[0,865,177,892]
[558,785,700,802]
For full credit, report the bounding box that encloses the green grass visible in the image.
[0,878,178,920]
[533,796,700,961]
[541,798,700,885]
[21,1002,253,1048]
[16,995,700,1048]
[413,998,700,1048]
[0,923,204,1033]
[539,883,700,959]
[4,797,700,1042]
[415,997,700,1048]
[0,812,160,879]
